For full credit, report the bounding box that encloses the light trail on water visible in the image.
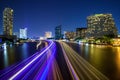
[0,41,109,80]
[9,41,54,80]
[61,43,79,80]
[60,41,109,80]
[0,41,55,80]
[34,42,63,80]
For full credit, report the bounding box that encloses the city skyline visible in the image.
[0,1,120,79]
[0,0,120,37]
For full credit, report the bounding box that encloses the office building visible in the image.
[55,25,62,40]
[86,14,117,38]
[63,31,67,39]
[65,31,76,40]
[3,8,13,36]
[45,31,52,38]
[20,28,27,39]
[76,28,87,39]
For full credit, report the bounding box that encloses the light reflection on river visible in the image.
[0,42,44,70]
[79,44,120,80]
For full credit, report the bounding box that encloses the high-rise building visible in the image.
[86,14,118,38]
[65,31,76,40]
[20,28,27,39]
[76,28,87,39]
[3,8,13,36]
[55,25,62,40]
[45,31,52,38]
[63,31,67,39]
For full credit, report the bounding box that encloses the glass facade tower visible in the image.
[55,25,62,40]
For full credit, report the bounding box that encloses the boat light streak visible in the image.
[9,41,54,80]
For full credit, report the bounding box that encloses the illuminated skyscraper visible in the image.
[3,8,13,36]
[45,31,52,38]
[86,14,118,38]
[20,28,27,39]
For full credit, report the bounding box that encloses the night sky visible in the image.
[0,0,120,37]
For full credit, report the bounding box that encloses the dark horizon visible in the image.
[0,0,120,37]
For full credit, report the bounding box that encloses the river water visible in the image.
[0,42,120,80]
[71,43,120,80]
[0,42,45,70]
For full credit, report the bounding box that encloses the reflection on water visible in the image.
[3,43,8,67]
[79,44,120,80]
[0,42,39,70]
[21,43,28,59]
[116,47,120,78]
